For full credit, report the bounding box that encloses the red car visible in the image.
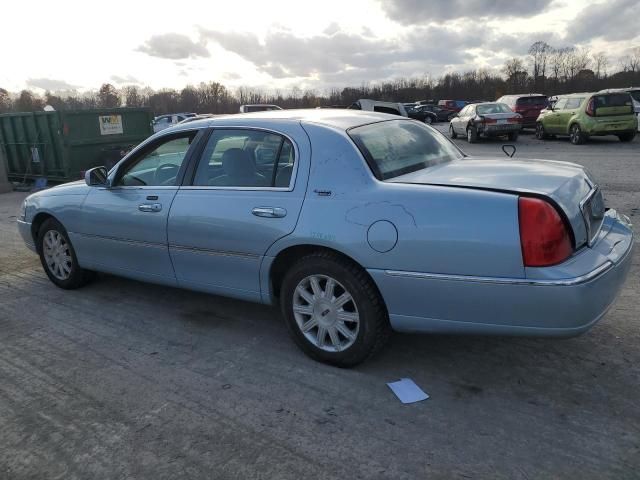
[437,99,468,112]
[496,94,548,129]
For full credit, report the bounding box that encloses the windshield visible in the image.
[476,103,512,114]
[348,120,463,180]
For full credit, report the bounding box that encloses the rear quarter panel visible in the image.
[265,123,524,280]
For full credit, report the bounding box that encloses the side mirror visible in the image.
[85,166,109,187]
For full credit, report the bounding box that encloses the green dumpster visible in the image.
[0,108,153,182]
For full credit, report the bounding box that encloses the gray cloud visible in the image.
[566,0,639,43]
[137,33,209,59]
[378,0,553,23]
[26,78,79,91]
[110,74,141,85]
[200,24,479,83]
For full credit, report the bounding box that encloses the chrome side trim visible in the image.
[384,262,613,286]
[169,244,260,259]
[75,233,167,249]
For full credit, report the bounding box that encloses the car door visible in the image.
[545,98,567,133]
[168,125,310,302]
[450,106,464,133]
[557,97,585,133]
[75,129,204,284]
[455,105,471,134]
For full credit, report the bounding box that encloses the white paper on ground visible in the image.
[387,378,429,404]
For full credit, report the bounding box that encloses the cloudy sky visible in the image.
[1,0,637,93]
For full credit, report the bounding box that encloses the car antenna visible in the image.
[501,144,516,158]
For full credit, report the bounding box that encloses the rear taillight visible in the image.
[586,98,595,116]
[518,197,573,267]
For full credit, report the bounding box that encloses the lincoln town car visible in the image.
[17,110,634,366]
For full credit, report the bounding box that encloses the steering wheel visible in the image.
[155,163,180,185]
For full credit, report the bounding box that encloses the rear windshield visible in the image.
[594,93,633,108]
[516,96,547,106]
[477,103,512,114]
[348,120,463,180]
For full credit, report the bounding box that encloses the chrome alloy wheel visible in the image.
[292,274,360,352]
[43,230,72,280]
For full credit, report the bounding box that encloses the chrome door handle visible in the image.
[252,207,287,218]
[138,203,162,212]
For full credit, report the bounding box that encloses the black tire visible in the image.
[618,132,636,142]
[467,126,478,143]
[424,115,433,125]
[535,122,548,140]
[508,131,519,142]
[449,124,457,139]
[280,251,390,367]
[569,124,586,145]
[37,218,95,289]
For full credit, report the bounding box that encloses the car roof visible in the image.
[170,108,402,132]
[597,88,637,94]
[501,93,546,98]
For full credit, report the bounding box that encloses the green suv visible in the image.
[536,91,637,144]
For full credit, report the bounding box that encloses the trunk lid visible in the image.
[387,157,602,248]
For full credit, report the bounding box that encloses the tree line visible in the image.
[1,43,639,116]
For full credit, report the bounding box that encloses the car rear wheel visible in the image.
[467,126,478,143]
[37,218,94,289]
[449,124,457,139]
[280,252,390,367]
[424,116,433,125]
[569,124,586,145]
[618,132,636,142]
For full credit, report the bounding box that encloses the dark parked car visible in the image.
[449,102,522,143]
[497,94,548,128]
[412,104,455,122]
[406,105,438,124]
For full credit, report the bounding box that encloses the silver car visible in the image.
[17,110,634,366]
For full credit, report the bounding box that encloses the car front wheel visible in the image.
[467,126,478,143]
[37,218,94,289]
[280,252,390,367]
[424,116,433,125]
[449,124,457,139]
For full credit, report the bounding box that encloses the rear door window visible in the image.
[565,97,585,109]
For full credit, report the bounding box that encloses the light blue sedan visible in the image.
[17,110,634,366]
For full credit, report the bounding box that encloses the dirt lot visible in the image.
[1,130,639,479]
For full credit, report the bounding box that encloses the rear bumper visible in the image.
[480,124,521,136]
[17,219,36,252]
[369,210,633,336]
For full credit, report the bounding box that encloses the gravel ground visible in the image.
[0,129,638,479]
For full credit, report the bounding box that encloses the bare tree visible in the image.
[122,86,144,107]
[0,88,11,113]
[98,83,120,108]
[621,46,640,72]
[592,52,608,79]
[529,41,551,89]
